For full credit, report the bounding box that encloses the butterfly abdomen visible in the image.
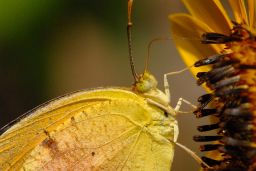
[193,24,256,171]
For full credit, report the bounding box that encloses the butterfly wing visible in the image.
[0,88,175,171]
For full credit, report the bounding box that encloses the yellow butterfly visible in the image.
[0,0,206,170]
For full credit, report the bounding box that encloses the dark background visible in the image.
[0,0,208,170]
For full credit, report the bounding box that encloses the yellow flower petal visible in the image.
[181,0,232,35]
[169,14,223,79]
[228,0,249,25]
[248,0,255,28]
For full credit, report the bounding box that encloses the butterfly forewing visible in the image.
[0,88,176,170]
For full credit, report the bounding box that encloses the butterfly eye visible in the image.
[134,72,158,93]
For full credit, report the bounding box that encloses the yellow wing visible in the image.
[0,88,176,171]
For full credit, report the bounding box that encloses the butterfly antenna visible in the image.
[127,0,138,81]
[144,37,171,72]
[144,35,200,72]
[172,34,202,41]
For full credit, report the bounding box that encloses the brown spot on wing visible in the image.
[42,137,58,151]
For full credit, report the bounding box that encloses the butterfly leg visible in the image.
[173,141,212,169]
[164,65,192,102]
[146,98,174,114]
[174,97,196,114]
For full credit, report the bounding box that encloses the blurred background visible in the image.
[0,0,210,170]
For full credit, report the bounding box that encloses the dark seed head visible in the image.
[193,135,223,142]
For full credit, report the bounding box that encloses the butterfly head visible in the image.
[133,71,172,114]
[134,71,158,93]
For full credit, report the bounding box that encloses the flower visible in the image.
[169,0,255,79]
[169,0,256,171]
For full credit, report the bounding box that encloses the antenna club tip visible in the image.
[128,22,132,26]
[128,0,133,4]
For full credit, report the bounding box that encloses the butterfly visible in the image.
[0,0,206,170]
